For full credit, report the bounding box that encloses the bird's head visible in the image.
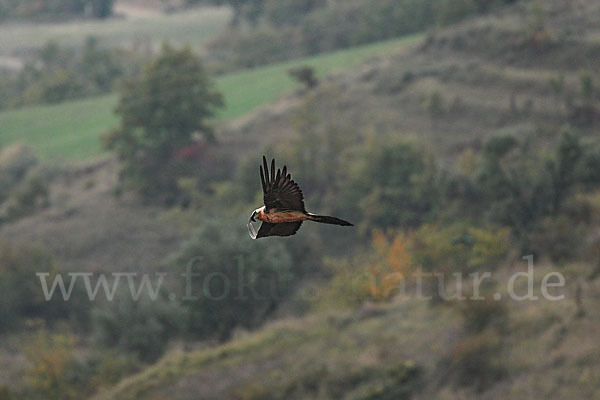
[250,206,265,222]
[248,207,265,240]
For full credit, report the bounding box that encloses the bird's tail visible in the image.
[309,214,353,226]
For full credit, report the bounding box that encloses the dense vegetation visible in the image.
[0,0,113,21]
[203,0,518,71]
[0,37,141,110]
[102,44,223,203]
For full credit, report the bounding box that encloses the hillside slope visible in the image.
[96,263,597,400]
[218,0,600,160]
[93,0,600,398]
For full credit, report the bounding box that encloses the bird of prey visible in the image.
[248,156,353,239]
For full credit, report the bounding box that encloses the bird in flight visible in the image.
[248,156,353,239]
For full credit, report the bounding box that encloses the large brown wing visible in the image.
[260,156,305,212]
[256,221,303,238]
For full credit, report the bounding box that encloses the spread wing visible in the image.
[260,156,305,212]
[256,221,303,238]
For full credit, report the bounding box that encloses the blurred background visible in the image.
[1,0,600,398]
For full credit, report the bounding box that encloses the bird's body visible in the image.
[254,207,309,224]
[248,156,353,239]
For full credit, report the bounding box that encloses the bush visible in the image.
[0,144,37,204]
[364,230,414,301]
[207,26,302,71]
[205,0,517,71]
[92,292,184,362]
[0,242,71,332]
[169,218,295,340]
[88,351,141,389]
[263,0,326,26]
[3,172,49,222]
[288,65,318,89]
[349,139,441,231]
[24,330,87,400]
[2,38,129,110]
[0,0,113,21]
[411,223,508,275]
[236,360,421,400]
[458,297,508,334]
[450,332,506,391]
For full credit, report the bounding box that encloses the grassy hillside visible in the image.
[0,34,421,161]
[95,261,595,400]
[218,0,600,161]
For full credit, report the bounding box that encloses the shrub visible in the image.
[205,0,514,71]
[318,257,373,310]
[169,218,295,340]
[288,65,318,89]
[365,230,414,301]
[3,172,49,222]
[2,38,128,109]
[0,0,113,21]
[349,139,441,231]
[24,330,87,400]
[358,361,422,400]
[458,297,508,334]
[318,229,416,308]
[0,144,37,204]
[424,90,445,119]
[92,292,184,362]
[263,0,326,26]
[450,332,506,391]
[411,223,508,274]
[0,242,71,332]
[88,351,141,388]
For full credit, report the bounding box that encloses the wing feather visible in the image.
[260,157,305,212]
[270,158,275,185]
[256,221,303,238]
[260,165,266,193]
[263,156,270,187]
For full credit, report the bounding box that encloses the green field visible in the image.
[0,34,422,162]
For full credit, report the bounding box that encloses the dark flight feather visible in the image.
[257,221,303,238]
[261,156,305,212]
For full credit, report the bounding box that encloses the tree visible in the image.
[103,44,223,203]
[350,139,441,231]
[0,242,72,331]
[171,218,294,341]
[288,65,318,89]
[189,0,265,26]
[90,0,113,18]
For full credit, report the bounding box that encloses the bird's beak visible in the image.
[250,211,257,222]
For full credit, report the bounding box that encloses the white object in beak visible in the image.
[247,216,258,239]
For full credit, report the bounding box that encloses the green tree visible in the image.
[24,330,87,400]
[547,131,583,213]
[264,0,325,26]
[0,243,72,332]
[90,0,113,18]
[287,65,318,89]
[103,44,223,203]
[171,218,294,341]
[350,138,441,231]
[92,292,184,362]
